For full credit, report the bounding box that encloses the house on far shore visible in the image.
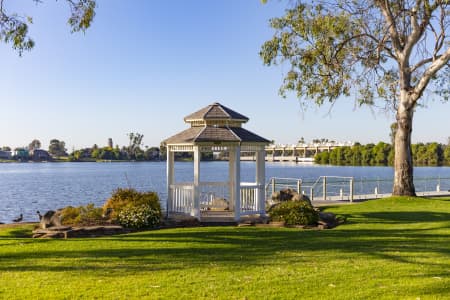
[13,148,29,161]
[30,149,51,161]
[0,150,12,160]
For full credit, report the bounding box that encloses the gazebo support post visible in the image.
[256,149,266,216]
[228,151,235,212]
[166,148,175,218]
[193,146,201,220]
[229,146,241,221]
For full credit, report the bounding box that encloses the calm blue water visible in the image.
[1,161,449,223]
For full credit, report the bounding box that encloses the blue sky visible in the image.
[1,0,449,151]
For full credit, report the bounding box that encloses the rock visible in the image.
[319,212,336,222]
[318,212,340,229]
[32,225,129,238]
[46,226,72,231]
[269,188,311,206]
[39,210,62,229]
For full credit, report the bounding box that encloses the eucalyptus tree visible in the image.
[28,139,41,151]
[48,139,67,157]
[261,0,450,195]
[0,0,96,55]
[127,132,144,160]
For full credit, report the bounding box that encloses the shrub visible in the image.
[268,200,318,226]
[60,203,103,226]
[116,205,160,229]
[103,188,161,221]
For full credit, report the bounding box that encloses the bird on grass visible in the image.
[12,214,23,223]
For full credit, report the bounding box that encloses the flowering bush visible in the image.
[103,188,161,220]
[116,205,161,229]
[268,200,318,226]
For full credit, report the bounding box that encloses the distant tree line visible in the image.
[0,133,162,162]
[315,142,450,166]
[69,133,161,161]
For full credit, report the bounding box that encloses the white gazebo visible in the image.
[163,102,271,222]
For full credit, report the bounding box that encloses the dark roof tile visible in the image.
[164,126,270,144]
[163,127,203,144]
[184,103,249,122]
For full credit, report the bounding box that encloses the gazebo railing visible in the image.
[169,183,194,214]
[240,182,263,215]
[169,181,264,217]
[199,182,229,210]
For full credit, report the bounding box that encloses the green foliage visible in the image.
[48,139,67,157]
[60,203,103,226]
[28,139,41,151]
[67,0,96,33]
[260,1,449,106]
[316,142,450,166]
[0,0,96,55]
[269,200,318,225]
[117,205,160,229]
[412,142,444,165]
[444,145,450,165]
[261,1,449,196]
[127,132,144,160]
[260,3,368,103]
[103,188,161,221]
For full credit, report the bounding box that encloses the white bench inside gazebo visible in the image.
[163,102,270,222]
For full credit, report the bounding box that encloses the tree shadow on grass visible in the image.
[1,197,450,275]
[0,222,449,274]
[0,227,34,238]
[349,211,450,224]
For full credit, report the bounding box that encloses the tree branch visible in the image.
[376,0,403,56]
[414,46,450,102]
[403,0,437,61]
[410,57,435,73]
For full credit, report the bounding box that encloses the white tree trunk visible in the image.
[392,92,416,196]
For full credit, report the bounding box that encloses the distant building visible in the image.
[30,149,51,161]
[0,150,12,160]
[13,148,29,160]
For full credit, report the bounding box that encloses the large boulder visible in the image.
[267,188,311,209]
[39,210,62,229]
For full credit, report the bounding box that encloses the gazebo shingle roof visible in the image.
[184,102,249,122]
[164,102,270,145]
[164,126,269,144]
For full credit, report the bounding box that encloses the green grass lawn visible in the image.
[1,197,449,299]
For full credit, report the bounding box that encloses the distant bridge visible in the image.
[240,142,354,162]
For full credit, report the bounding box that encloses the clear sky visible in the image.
[1,0,449,151]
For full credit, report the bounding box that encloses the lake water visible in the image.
[1,161,450,223]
